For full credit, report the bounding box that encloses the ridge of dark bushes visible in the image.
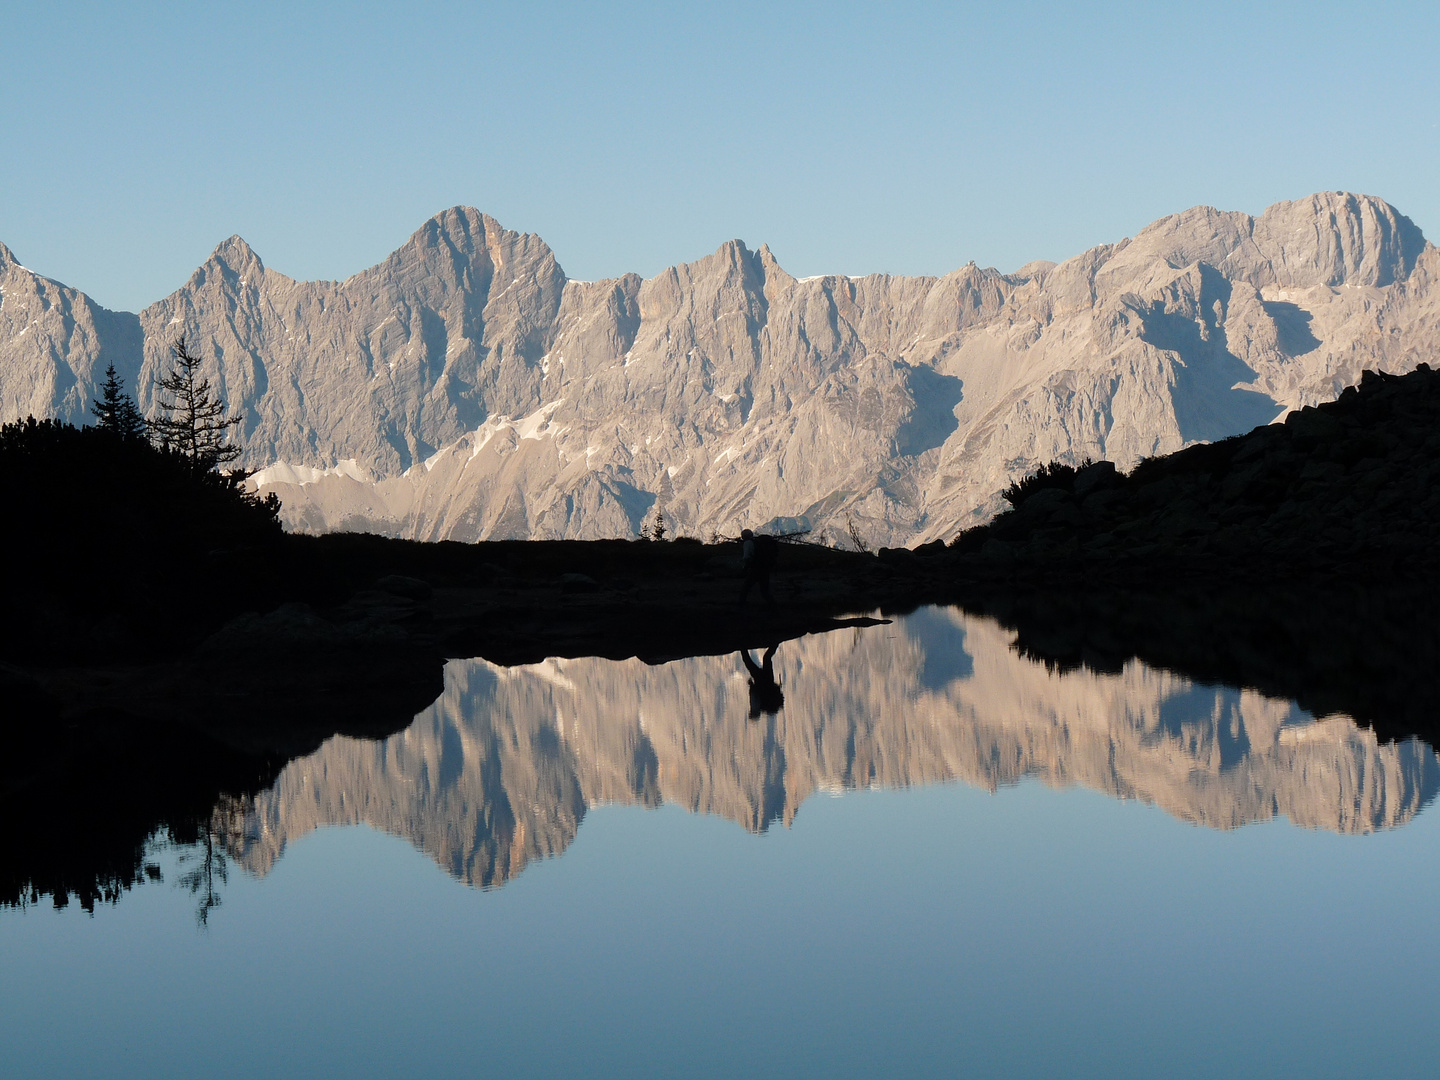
[949,365,1440,582]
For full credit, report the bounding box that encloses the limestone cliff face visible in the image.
[0,241,143,427]
[221,608,1439,888]
[2,194,1435,544]
[135,212,567,477]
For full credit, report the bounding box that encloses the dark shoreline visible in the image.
[10,525,1438,758]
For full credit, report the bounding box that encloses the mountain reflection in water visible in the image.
[221,607,1439,888]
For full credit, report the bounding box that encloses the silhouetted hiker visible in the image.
[739,528,778,606]
[742,645,784,718]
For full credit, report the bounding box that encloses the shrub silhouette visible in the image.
[640,502,667,541]
[1001,458,1092,507]
[846,514,871,554]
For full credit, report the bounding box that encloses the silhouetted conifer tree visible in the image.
[148,337,243,472]
[90,364,147,440]
[641,502,667,541]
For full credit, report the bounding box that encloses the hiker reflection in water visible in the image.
[742,644,784,719]
[738,528,778,606]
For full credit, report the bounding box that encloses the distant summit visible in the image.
[205,234,266,271]
[1,193,1435,545]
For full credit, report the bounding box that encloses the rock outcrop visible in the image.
[222,608,1439,888]
[3,193,1436,545]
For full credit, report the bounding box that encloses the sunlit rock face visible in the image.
[222,609,1439,888]
[3,194,1436,544]
[0,240,143,427]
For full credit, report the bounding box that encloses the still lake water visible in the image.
[4,607,1440,1079]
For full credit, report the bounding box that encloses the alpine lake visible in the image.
[5,605,1439,1080]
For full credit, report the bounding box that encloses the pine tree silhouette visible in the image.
[90,364,147,441]
[148,337,243,472]
[641,502,667,541]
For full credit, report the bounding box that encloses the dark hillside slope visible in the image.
[0,419,283,659]
[950,366,1440,582]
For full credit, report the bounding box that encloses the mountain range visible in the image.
[2,192,1434,544]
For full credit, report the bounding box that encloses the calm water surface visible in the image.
[5,607,1439,1079]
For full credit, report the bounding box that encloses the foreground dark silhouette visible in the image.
[0,416,281,661]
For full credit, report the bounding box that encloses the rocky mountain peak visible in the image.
[409,205,493,253]
[0,239,15,270]
[755,242,791,280]
[408,207,562,271]
[1120,192,1428,292]
[210,234,264,271]
[707,238,760,276]
[183,235,268,295]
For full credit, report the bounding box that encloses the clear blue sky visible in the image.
[3,1,1437,313]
